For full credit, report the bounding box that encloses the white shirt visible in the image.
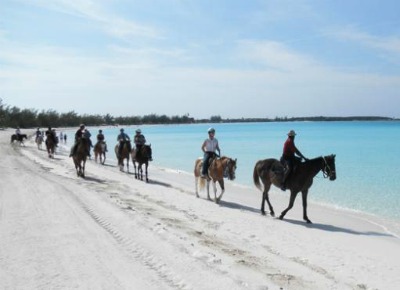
[203,138,219,152]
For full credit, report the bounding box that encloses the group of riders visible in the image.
[17,125,306,189]
[68,124,149,160]
[201,127,307,191]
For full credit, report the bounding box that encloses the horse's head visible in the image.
[144,144,152,160]
[322,154,336,181]
[225,157,237,180]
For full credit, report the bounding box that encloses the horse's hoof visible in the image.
[261,211,266,216]
[279,215,284,220]
[270,212,275,217]
[305,219,312,224]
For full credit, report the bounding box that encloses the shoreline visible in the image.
[3,128,400,289]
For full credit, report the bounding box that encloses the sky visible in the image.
[1,0,400,119]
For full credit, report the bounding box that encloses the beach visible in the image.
[1,128,400,290]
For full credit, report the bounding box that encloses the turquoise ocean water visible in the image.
[65,121,400,221]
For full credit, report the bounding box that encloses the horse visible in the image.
[10,134,27,145]
[72,138,90,178]
[131,145,152,182]
[36,135,44,150]
[94,141,107,165]
[253,154,336,224]
[194,156,237,204]
[115,141,131,172]
[45,136,56,158]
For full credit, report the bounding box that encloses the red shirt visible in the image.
[283,137,296,157]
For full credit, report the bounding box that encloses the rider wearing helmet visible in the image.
[96,129,108,152]
[117,128,131,158]
[133,129,146,158]
[280,130,308,191]
[200,127,221,178]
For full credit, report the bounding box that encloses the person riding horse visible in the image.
[201,127,221,178]
[96,129,108,152]
[15,127,21,138]
[35,128,42,143]
[70,124,90,157]
[45,127,58,147]
[280,130,308,191]
[117,128,131,158]
[133,129,146,159]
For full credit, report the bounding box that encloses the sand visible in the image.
[1,128,400,290]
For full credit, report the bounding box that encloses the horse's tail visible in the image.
[199,177,206,190]
[253,161,263,191]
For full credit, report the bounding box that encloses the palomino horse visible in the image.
[36,135,44,150]
[194,156,237,204]
[131,145,152,182]
[10,134,27,145]
[115,141,131,172]
[72,138,90,178]
[253,155,336,223]
[45,136,56,158]
[94,141,107,165]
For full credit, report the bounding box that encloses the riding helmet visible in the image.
[120,128,124,132]
[287,130,297,137]
[208,127,215,133]
[136,129,141,133]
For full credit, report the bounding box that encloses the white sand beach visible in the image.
[1,128,400,290]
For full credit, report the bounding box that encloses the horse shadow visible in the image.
[218,200,260,214]
[279,218,396,238]
[147,179,172,188]
[82,176,107,184]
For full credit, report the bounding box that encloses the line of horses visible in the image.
[12,132,337,224]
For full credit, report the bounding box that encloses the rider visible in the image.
[201,127,221,178]
[45,127,58,147]
[83,128,93,157]
[69,124,85,157]
[96,129,108,152]
[280,130,308,191]
[133,129,146,158]
[15,126,21,137]
[117,128,131,158]
[35,128,42,142]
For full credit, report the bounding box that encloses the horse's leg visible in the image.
[212,181,218,203]
[206,180,212,201]
[264,184,275,217]
[279,191,299,220]
[301,190,311,223]
[195,176,200,198]
[216,179,225,204]
[145,162,149,182]
[82,160,86,178]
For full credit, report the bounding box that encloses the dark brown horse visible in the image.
[115,141,131,172]
[253,155,336,223]
[45,136,56,158]
[131,145,152,182]
[10,134,27,145]
[194,156,237,204]
[72,138,89,178]
[94,141,107,165]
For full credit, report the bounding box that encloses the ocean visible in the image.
[63,121,400,221]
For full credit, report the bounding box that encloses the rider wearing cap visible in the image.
[201,127,221,178]
[280,130,308,191]
[133,129,146,158]
[117,128,131,158]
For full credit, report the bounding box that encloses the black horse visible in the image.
[10,134,27,145]
[131,145,152,182]
[253,155,336,223]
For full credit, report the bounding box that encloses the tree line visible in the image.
[0,98,396,129]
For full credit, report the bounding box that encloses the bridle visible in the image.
[322,156,335,178]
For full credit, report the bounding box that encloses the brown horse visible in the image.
[253,154,336,223]
[45,136,56,158]
[131,145,152,182]
[94,141,107,165]
[115,141,131,172]
[72,138,89,178]
[10,134,27,145]
[194,156,237,204]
